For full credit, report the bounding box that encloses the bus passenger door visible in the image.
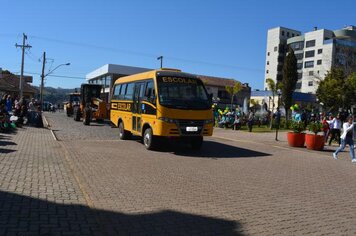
[132,83,144,134]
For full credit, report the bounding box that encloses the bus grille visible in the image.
[177,120,204,136]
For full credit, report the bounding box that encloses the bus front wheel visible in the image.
[143,128,155,150]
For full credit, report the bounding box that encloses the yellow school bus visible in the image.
[110,68,214,150]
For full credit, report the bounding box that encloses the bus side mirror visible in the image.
[208,93,213,102]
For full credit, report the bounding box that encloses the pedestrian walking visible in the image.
[247,111,254,132]
[328,114,342,146]
[333,116,355,163]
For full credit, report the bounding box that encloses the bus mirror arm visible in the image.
[208,93,213,103]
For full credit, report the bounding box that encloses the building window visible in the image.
[274,46,278,52]
[266,70,269,74]
[308,81,313,86]
[105,75,112,88]
[317,59,322,65]
[306,40,316,48]
[267,61,269,65]
[267,52,270,56]
[298,73,302,80]
[290,41,304,51]
[287,32,290,37]
[309,71,314,76]
[297,63,303,70]
[304,61,314,68]
[292,33,295,37]
[305,50,315,58]
[318,49,323,54]
[282,31,285,36]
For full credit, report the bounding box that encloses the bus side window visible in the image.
[118,84,126,100]
[113,84,121,100]
[145,81,155,104]
[125,83,135,100]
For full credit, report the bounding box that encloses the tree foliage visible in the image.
[316,69,356,112]
[266,78,281,128]
[281,47,298,120]
[265,78,279,110]
[225,81,242,110]
[250,99,259,112]
[34,86,79,105]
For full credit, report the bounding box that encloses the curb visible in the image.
[42,113,58,141]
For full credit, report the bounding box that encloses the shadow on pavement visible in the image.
[0,190,243,236]
[156,140,271,158]
[0,140,17,146]
[0,148,16,154]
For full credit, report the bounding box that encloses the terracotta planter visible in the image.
[287,132,305,147]
[305,134,324,150]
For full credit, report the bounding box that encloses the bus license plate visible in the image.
[186,127,198,132]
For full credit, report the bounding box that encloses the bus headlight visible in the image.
[158,117,177,123]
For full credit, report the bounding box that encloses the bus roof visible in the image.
[113,69,199,84]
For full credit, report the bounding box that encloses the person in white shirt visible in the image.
[333,116,355,163]
[328,114,342,146]
[28,98,36,112]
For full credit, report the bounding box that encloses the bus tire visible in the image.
[143,127,155,150]
[191,136,203,150]
[119,122,131,140]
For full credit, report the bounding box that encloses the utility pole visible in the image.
[15,33,32,98]
[40,52,46,112]
[157,56,163,69]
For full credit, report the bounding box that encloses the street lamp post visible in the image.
[275,89,282,141]
[157,56,163,69]
[40,55,70,111]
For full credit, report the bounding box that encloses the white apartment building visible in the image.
[264,25,356,94]
[264,27,301,89]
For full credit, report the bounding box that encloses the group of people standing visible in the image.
[214,107,257,132]
[0,94,42,128]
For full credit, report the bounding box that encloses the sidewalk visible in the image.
[0,127,103,235]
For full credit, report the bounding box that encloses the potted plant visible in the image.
[287,120,306,147]
[305,121,324,150]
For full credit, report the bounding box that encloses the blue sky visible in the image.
[1,0,355,89]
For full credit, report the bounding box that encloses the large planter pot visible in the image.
[287,132,305,147]
[305,134,324,150]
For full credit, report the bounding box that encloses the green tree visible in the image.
[265,78,279,128]
[281,47,298,120]
[250,99,259,113]
[344,72,356,107]
[316,68,345,113]
[225,81,242,110]
[317,69,356,113]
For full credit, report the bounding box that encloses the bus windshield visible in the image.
[157,76,211,110]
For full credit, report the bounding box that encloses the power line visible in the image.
[29,34,264,73]
[25,71,85,80]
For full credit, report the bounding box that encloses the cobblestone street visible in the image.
[0,112,355,235]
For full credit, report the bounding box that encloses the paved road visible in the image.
[0,111,355,235]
